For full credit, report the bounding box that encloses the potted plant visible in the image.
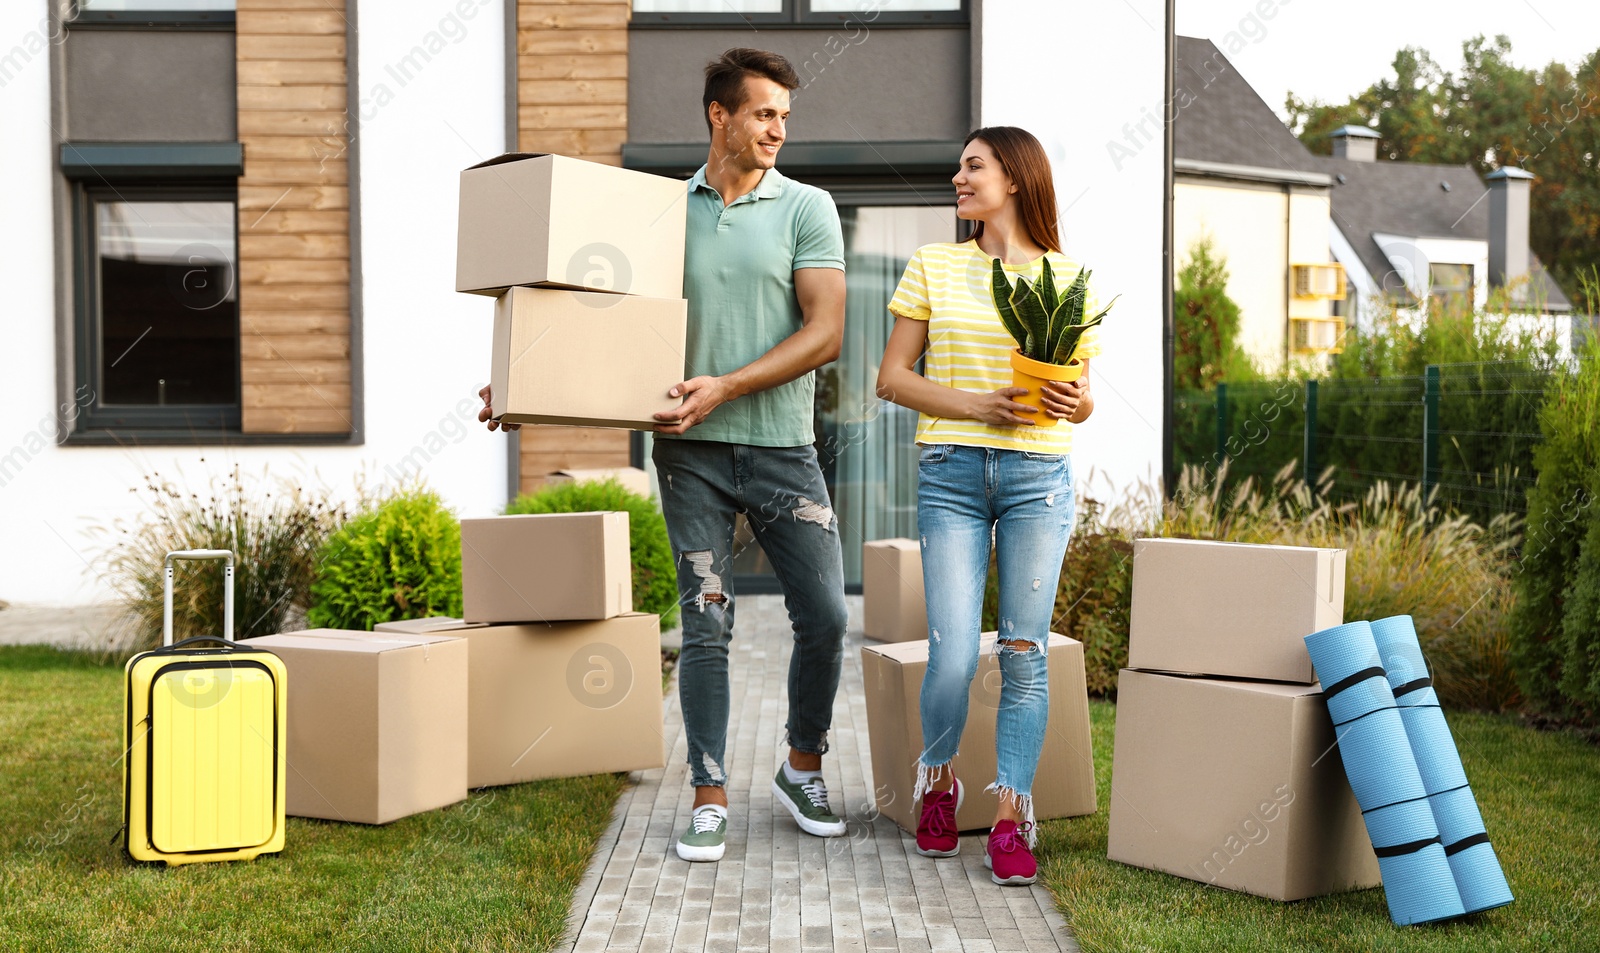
[992,258,1117,428]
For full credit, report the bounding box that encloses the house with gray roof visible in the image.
[1170,35,1574,370]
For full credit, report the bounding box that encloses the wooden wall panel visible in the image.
[515,0,633,494]
[237,0,354,434]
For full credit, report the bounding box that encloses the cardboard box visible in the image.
[861,633,1096,833]
[1107,669,1380,900]
[363,617,488,635]
[460,512,632,624]
[374,614,665,789]
[456,152,687,299]
[241,629,468,825]
[862,538,927,643]
[489,286,687,430]
[1128,537,1345,683]
[548,467,651,497]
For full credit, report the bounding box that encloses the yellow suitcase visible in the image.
[122,549,287,866]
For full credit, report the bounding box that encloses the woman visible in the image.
[876,126,1101,886]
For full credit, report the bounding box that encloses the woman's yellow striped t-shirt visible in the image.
[888,240,1104,454]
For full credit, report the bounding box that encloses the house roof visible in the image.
[1305,153,1573,311]
[1172,35,1572,313]
[1173,36,1314,172]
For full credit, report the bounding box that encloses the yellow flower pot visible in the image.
[1009,349,1084,429]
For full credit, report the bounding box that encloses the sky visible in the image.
[1174,0,1600,124]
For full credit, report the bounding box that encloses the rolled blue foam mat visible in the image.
[1304,621,1465,925]
[1371,615,1514,914]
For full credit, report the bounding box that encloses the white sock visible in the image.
[783,761,822,784]
[693,803,729,819]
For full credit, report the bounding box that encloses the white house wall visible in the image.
[982,0,1166,501]
[1173,178,1289,371]
[0,0,509,606]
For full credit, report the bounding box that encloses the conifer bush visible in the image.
[306,487,463,630]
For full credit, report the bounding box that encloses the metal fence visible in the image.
[1173,361,1550,523]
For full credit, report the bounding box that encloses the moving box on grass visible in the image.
[1107,668,1380,901]
[460,512,631,623]
[547,467,652,497]
[456,152,687,299]
[241,629,468,825]
[862,538,926,643]
[1128,538,1345,684]
[489,286,687,430]
[375,614,665,789]
[861,633,1096,833]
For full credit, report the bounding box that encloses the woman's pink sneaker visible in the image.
[915,778,963,857]
[983,820,1037,885]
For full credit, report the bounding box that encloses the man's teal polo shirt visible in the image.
[659,164,845,448]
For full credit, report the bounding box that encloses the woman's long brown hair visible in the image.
[963,126,1062,254]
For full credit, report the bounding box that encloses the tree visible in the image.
[1173,237,1254,388]
[1286,35,1599,295]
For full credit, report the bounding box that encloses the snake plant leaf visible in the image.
[990,258,1028,351]
[1043,267,1091,363]
[1037,258,1059,317]
[1050,294,1121,365]
[1012,276,1053,362]
[1051,313,1106,366]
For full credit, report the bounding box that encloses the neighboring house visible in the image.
[0,0,1165,604]
[1171,35,1573,372]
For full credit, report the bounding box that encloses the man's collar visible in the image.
[689,164,787,203]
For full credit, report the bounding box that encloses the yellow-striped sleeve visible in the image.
[888,248,931,321]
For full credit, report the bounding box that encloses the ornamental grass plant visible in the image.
[93,464,347,652]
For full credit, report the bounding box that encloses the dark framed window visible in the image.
[70,0,235,29]
[72,183,241,432]
[630,0,966,28]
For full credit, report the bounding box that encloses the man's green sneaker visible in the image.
[772,766,847,837]
[675,805,728,862]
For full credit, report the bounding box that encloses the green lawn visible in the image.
[1041,700,1600,952]
[6,644,1597,952]
[0,646,626,953]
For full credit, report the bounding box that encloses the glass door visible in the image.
[729,199,958,590]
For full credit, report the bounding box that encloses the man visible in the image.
[481,48,850,864]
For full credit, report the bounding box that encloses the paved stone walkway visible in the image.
[563,594,1081,953]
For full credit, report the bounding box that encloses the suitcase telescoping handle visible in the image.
[162,549,235,647]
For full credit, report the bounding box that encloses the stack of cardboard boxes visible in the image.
[1107,538,1382,900]
[859,539,1098,833]
[234,153,683,826]
[243,513,666,822]
[455,152,689,430]
[380,511,666,790]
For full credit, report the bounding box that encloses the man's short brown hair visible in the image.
[702,48,800,135]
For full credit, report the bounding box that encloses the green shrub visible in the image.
[93,466,347,651]
[306,487,463,630]
[506,478,678,631]
[1557,465,1600,721]
[1511,334,1600,722]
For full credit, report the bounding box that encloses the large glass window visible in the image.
[76,188,240,431]
[78,1,235,10]
[809,0,959,9]
[729,201,958,588]
[631,0,965,23]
